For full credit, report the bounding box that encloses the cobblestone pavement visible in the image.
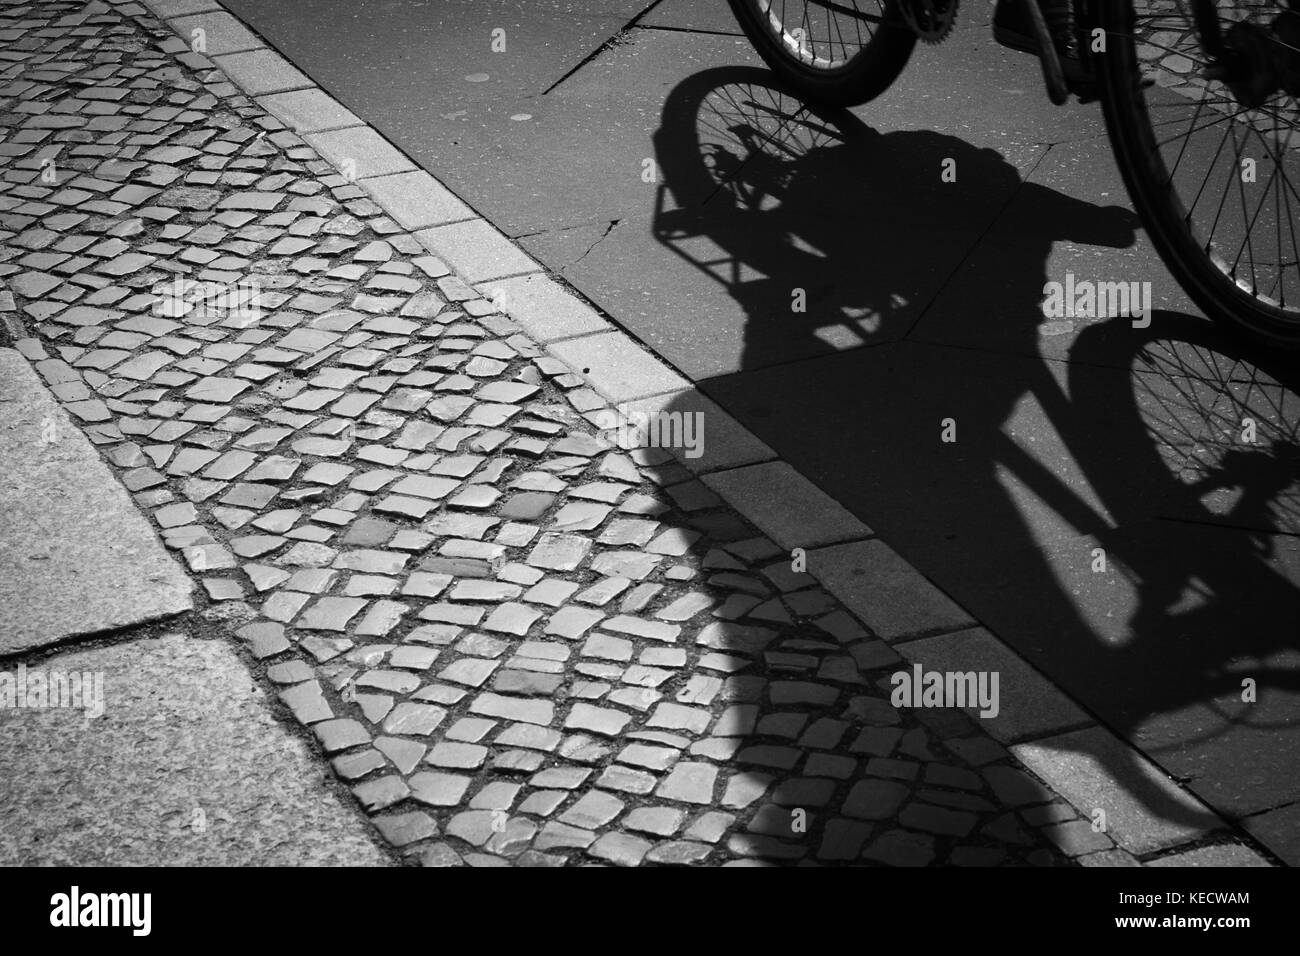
[0,0,1119,866]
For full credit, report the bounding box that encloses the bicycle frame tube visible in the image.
[1070,0,1111,92]
[1023,0,1070,103]
[1072,0,1099,68]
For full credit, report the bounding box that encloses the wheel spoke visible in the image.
[752,0,888,70]
[1117,0,1300,327]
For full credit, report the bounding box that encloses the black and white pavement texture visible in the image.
[0,0,1291,867]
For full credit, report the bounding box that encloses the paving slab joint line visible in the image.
[999,717,1100,746]
[548,328,616,346]
[540,0,668,95]
[146,618,407,864]
[298,120,366,135]
[0,610,200,671]
[1136,836,1270,867]
[407,215,477,228]
[469,267,544,285]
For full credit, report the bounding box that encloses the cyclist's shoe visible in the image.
[993,0,1074,53]
[993,0,1098,101]
[993,0,1043,54]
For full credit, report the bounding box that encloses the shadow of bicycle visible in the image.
[638,65,1300,863]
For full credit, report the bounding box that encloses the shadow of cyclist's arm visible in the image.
[1013,181,1142,249]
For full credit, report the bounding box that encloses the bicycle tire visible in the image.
[1095,0,1300,348]
[653,67,865,284]
[727,0,916,106]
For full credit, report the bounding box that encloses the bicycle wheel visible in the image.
[652,67,870,294]
[1069,320,1300,534]
[1096,0,1300,347]
[727,0,916,106]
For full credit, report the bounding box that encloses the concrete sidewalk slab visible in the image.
[550,331,691,403]
[704,461,872,549]
[1241,803,1300,867]
[807,539,975,641]
[476,273,612,342]
[896,626,1091,744]
[0,632,392,866]
[171,11,262,56]
[1013,726,1223,856]
[213,48,313,96]
[257,88,362,133]
[415,218,539,283]
[151,0,220,17]
[0,348,192,655]
[618,388,777,475]
[359,170,475,230]
[306,126,416,180]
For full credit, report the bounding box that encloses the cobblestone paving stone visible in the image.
[0,0,1106,865]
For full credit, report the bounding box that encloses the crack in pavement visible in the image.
[633,24,743,39]
[542,0,668,96]
[567,219,622,273]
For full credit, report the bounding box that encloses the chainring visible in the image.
[900,0,959,43]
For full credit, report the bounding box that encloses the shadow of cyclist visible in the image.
[640,65,1300,862]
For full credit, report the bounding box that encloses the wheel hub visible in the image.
[1209,12,1300,108]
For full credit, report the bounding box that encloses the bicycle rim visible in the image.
[727,0,916,105]
[747,0,895,72]
[1098,0,1300,346]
